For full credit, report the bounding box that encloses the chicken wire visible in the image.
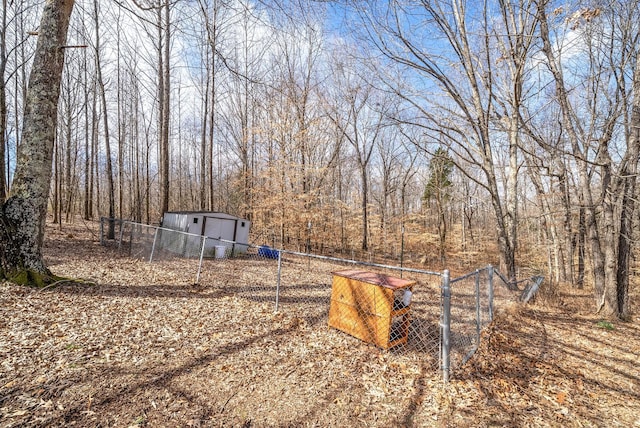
[100,218,523,382]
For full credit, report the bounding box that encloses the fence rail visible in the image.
[100,218,524,382]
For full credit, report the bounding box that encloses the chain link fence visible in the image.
[100,218,522,382]
[270,251,444,364]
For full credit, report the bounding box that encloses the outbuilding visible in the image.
[161,211,251,257]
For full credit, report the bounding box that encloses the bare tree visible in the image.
[328,74,385,251]
[57,48,83,224]
[615,54,640,319]
[196,0,232,211]
[131,0,172,220]
[0,0,8,203]
[352,0,541,280]
[536,1,639,317]
[92,0,116,237]
[0,0,75,285]
[159,0,171,217]
[0,1,40,203]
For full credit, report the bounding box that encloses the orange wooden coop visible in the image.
[328,269,415,349]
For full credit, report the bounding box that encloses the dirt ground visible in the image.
[1,220,639,427]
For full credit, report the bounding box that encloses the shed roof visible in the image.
[164,211,246,219]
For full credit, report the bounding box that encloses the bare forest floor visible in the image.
[1,219,639,427]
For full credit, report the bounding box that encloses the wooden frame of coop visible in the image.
[328,269,415,349]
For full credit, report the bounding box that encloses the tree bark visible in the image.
[93,0,115,238]
[0,0,75,285]
[615,55,640,319]
[0,0,7,203]
[159,0,171,218]
[537,2,634,317]
[576,205,585,289]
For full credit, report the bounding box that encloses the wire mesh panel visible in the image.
[99,217,127,246]
[118,222,158,260]
[403,271,442,361]
[112,221,207,284]
[273,252,443,369]
[195,239,281,304]
[273,252,334,313]
[448,267,497,369]
[99,219,527,381]
[153,228,205,261]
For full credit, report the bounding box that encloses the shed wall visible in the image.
[162,212,251,256]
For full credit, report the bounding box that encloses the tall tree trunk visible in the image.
[576,204,586,289]
[538,3,607,308]
[208,76,215,210]
[616,55,640,319]
[0,0,7,203]
[64,95,74,223]
[52,135,60,224]
[159,0,171,218]
[557,162,573,283]
[437,197,446,263]
[505,115,519,281]
[117,20,124,221]
[0,0,75,285]
[200,51,208,211]
[93,0,115,238]
[133,85,142,222]
[83,43,91,220]
[361,166,368,251]
[90,78,98,219]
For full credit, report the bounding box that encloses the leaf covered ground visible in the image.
[1,220,639,427]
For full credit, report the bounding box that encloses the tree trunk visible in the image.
[117,22,124,221]
[615,55,640,319]
[0,0,7,203]
[53,129,60,225]
[557,163,573,284]
[93,0,115,238]
[159,0,171,219]
[437,197,446,263]
[83,39,91,221]
[200,52,208,211]
[537,3,608,309]
[361,166,369,251]
[505,114,519,281]
[0,0,75,285]
[599,153,618,316]
[576,205,586,289]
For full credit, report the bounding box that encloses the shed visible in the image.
[161,211,251,257]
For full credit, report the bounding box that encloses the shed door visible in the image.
[203,217,236,241]
[187,216,203,235]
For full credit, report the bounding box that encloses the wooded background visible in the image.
[1,0,638,318]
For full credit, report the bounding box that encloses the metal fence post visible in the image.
[118,220,126,250]
[99,218,104,246]
[128,222,135,255]
[441,269,451,383]
[196,236,207,284]
[149,227,160,263]
[275,250,283,313]
[488,265,494,322]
